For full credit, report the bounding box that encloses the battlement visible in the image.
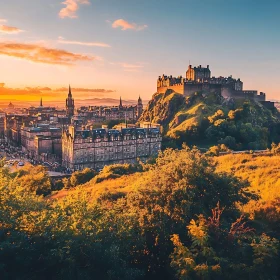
[157,64,267,102]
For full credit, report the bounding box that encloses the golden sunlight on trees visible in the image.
[0,148,280,279]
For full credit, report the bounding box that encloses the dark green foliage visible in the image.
[92,163,143,184]
[69,168,97,187]
[0,148,279,280]
[140,90,280,150]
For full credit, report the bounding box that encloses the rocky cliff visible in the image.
[139,90,280,149]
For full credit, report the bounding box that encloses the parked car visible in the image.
[18,162,24,166]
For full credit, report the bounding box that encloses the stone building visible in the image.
[28,99,56,116]
[0,111,5,139]
[98,96,143,121]
[21,125,62,160]
[4,114,32,146]
[186,64,211,81]
[137,96,143,117]
[157,64,266,102]
[62,122,161,170]
[76,96,144,124]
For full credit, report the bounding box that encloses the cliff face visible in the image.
[139,90,185,129]
[139,89,280,149]
[139,89,223,134]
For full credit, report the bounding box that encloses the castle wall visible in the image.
[260,101,275,110]
[254,94,266,102]
[221,88,266,102]
[183,83,221,97]
[157,84,184,94]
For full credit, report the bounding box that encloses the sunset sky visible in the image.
[0,0,279,103]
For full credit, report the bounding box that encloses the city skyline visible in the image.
[0,0,279,102]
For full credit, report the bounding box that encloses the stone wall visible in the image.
[183,83,221,97]
[157,84,184,94]
[260,101,275,110]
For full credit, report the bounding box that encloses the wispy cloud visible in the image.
[111,62,145,73]
[121,63,144,69]
[0,19,7,23]
[0,83,116,100]
[112,19,148,31]
[0,42,94,66]
[53,87,115,93]
[58,36,111,48]
[59,0,90,19]
[0,24,24,34]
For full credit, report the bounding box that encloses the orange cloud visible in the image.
[54,87,115,93]
[58,36,111,48]
[0,84,116,99]
[0,25,24,34]
[59,0,90,19]
[0,42,94,66]
[112,19,148,31]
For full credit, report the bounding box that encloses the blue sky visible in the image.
[0,0,279,101]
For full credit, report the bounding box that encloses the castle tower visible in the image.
[66,85,75,117]
[186,64,211,82]
[137,95,143,118]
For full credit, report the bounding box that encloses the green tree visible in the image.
[70,168,97,187]
[170,205,279,280]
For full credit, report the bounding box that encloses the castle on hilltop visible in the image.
[157,64,266,102]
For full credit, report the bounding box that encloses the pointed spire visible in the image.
[119,96,123,108]
[40,97,43,107]
[68,84,72,97]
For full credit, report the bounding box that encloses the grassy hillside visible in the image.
[139,89,280,149]
[214,153,280,213]
[2,149,280,279]
[50,152,280,215]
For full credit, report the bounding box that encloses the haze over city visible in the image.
[0,0,279,105]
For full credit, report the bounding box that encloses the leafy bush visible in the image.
[92,163,142,184]
[69,168,97,187]
[1,148,280,280]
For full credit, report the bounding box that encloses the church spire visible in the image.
[68,84,72,97]
[66,84,74,117]
[119,96,123,108]
[40,98,43,107]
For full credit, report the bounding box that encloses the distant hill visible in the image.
[0,98,149,109]
[139,89,280,149]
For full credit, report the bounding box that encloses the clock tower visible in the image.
[66,85,75,117]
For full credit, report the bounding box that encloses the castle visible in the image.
[157,64,266,102]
